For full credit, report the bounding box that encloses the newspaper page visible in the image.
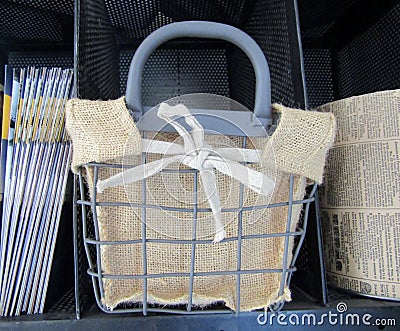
[317,89,400,299]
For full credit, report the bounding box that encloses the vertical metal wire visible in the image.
[287,184,317,285]
[187,171,198,311]
[91,166,105,299]
[78,169,102,307]
[141,133,148,315]
[278,174,295,296]
[72,174,81,319]
[293,0,309,109]
[78,170,91,270]
[235,136,247,315]
[314,190,328,305]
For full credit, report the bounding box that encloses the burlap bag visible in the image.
[66,97,335,311]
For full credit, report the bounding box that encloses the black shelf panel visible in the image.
[1,287,399,330]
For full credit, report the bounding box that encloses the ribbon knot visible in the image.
[97,103,275,243]
[186,148,212,170]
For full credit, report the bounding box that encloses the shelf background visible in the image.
[0,0,399,327]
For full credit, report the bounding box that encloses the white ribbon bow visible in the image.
[97,103,275,243]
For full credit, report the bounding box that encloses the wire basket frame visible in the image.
[75,140,318,315]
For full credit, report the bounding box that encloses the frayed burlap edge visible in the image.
[267,103,336,184]
[65,97,141,173]
[101,282,292,312]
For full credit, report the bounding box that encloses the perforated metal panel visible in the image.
[105,0,162,39]
[81,0,305,107]
[302,23,334,40]
[46,288,76,315]
[300,1,400,103]
[8,0,74,15]
[78,0,119,100]
[119,51,132,96]
[0,2,63,42]
[303,49,335,108]
[298,0,358,41]
[338,2,400,98]
[106,0,249,39]
[229,47,255,112]
[8,52,73,69]
[120,49,230,105]
[243,0,305,108]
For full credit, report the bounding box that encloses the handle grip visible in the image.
[125,21,272,125]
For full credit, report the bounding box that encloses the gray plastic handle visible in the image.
[125,21,272,125]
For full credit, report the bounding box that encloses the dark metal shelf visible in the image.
[1,287,399,330]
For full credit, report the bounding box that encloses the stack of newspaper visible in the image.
[0,66,73,316]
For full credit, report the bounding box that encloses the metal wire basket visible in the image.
[76,164,317,315]
[70,15,323,315]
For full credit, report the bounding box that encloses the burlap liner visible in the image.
[66,97,141,173]
[66,97,335,311]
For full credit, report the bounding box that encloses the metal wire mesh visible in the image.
[105,0,249,40]
[119,48,230,102]
[303,49,335,108]
[75,160,317,314]
[8,0,74,15]
[337,2,400,98]
[301,1,400,104]
[241,0,300,108]
[77,0,119,100]
[46,288,76,315]
[0,1,64,42]
[78,0,305,107]
[8,52,73,69]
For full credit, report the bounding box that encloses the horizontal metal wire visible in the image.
[85,162,255,171]
[98,306,235,315]
[87,267,297,280]
[77,196,314,211]
[84,230,304,246]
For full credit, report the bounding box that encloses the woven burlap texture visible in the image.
[66,98,335,311]
[65,97,141,173]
